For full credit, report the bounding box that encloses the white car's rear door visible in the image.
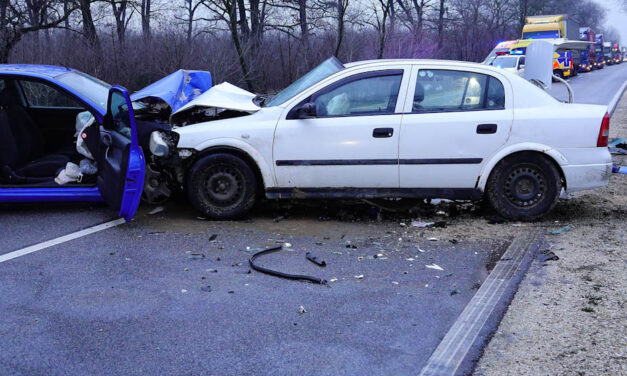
[273,66,411,189]
[399,65,513,189]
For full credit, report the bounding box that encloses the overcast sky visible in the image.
[592,0,627,43]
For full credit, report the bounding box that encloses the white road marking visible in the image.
[0,218,126,263]
[418,230,540,376]
[608,80,627,115]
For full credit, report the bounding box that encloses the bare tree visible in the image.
[76,0,100,50]
[394,0,431,33]
[366,0,392,58]
[436,0,444,48]
[106,0,132,44]
[140,0,151,39]
[319,0,349,57]
[177,0,208,42]
[205,0,255,90]
[0,0,76,62]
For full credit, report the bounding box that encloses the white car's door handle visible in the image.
[373,128,394,138]
[477,124,497,134]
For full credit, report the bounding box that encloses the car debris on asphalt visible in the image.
[425,263,444,271]
[548,225,572,235]
[148,206,165,215]
[608,138,626,155]
[539,249,560,263]
[249,245,327,284]
[305,252,327,267]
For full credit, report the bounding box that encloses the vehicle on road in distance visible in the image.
[491,55,525,76]
[603,41,614,65]
[0,65,146,220]
[578,27,596,72]
[146,57,613,221]
[611,43,622,64]
[595,34,606,69]
[483,40,519,65]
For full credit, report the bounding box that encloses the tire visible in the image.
[186,153,257,219]
[486,153,561,221]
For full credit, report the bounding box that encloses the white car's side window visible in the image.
[413,70,505,113]
[312,72,403,117]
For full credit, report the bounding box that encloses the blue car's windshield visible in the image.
[55,71,111,110]
[265,57,344,107]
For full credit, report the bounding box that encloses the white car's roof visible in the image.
[344,58,525,84]
[344,59,497,71]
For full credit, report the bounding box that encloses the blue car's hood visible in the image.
[131,70,212,113]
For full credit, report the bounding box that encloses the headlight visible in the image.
[149,131,170,157]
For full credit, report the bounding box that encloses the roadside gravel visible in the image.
[474,91,627,375]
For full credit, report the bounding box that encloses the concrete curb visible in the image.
[418,230,543,376]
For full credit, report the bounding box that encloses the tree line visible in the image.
[0,0,617,92]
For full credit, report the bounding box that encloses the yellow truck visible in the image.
[519,14,583,78]
[522,14,580,40]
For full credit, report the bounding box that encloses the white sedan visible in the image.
[150,57,612,220]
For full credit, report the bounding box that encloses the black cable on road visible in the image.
[249,246,327,284]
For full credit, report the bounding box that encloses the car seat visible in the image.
[412,82,425,111]
[0,86,72,184]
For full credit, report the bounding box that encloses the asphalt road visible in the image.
[547,62,627,108]
[0,202,508,375]
[1,65,626,376]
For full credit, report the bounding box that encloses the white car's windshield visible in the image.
[493,56,518,69]
[55,71,112,111]
[265,57,345,107]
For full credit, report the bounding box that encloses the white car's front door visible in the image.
[399,66,513,192]
[272,68,410,191]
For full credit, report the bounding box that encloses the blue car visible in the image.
[0,65,145,221]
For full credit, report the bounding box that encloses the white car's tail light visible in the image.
[597,112,610,147]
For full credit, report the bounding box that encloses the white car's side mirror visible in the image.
[294,102,317,119]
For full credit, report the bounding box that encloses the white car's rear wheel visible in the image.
[486,152,561,221]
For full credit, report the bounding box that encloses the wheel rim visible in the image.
[203,164,245,207]
[504,165,546,208]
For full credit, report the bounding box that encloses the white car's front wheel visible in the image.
[486,152,561,221]
[186,153,257,219]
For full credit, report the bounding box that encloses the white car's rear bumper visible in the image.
[562,163,613,192]
[558,147,613,193]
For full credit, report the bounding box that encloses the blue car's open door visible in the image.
[96,86,145,221]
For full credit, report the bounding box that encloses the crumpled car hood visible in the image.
[172,82,260,115]
[131,69,212,113]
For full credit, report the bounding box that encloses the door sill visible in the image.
[265,187,482,200]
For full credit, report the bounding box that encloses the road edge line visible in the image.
[609,80,627,116]
[0,218,126,263]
